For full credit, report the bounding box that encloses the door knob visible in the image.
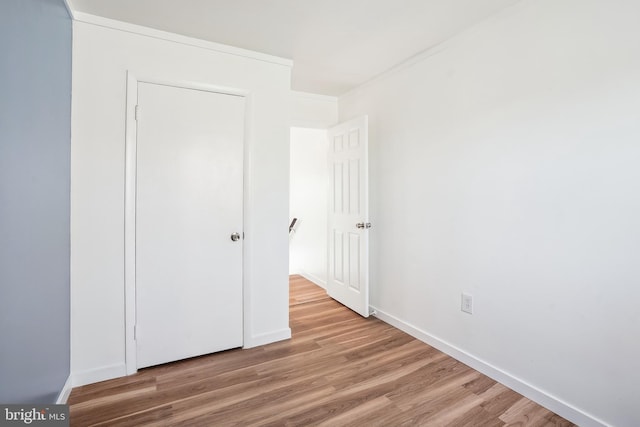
[356,222,371,229]
[230,232,241,242]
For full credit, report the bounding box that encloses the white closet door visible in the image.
[135,82,244,368]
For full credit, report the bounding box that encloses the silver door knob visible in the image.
[230,232,241,242]
[356,222,372,229]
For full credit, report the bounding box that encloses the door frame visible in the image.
[124,72,252,375]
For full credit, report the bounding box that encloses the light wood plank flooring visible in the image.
[68,275,575,426]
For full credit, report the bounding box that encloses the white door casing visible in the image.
[327,116,370,317]
[125,78,245,370]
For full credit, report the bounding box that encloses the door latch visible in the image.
[356,222,372,229]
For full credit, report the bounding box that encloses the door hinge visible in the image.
[135,105,140,121]
[134,325,137,340]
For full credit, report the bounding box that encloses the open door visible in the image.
[327,116,370,317]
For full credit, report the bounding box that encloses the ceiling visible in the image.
[68,0,520,96]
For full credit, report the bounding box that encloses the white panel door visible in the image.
[135,82,244,369]
[327,116,370,317]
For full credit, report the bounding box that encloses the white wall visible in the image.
[71,16,292,385]
[291,91,338,129]
[289,128,328,286]
[339,1,640,426]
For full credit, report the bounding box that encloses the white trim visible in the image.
[340,0,526,102]
[290,119,337,130]
[63,0,75,19]
[371,306,611,427]
[71,364,127,388]
[292,91,338,103]
[298,271,326,289]
[124,72,252,376]
[73,12,292,67]
[124,72,138,375]
[244,328,292,349]
[241,90,256,355]
[55,376,73,404]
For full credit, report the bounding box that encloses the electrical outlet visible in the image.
[461,293,473,314]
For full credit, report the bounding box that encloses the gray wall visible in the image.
[0,0,72,403]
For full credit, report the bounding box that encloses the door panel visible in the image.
[327,116,369,317]
[135,82,244,369]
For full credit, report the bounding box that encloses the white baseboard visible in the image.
[244,328,291,349]
[56,375,73,404]
[70,328,292,388]
[71,363,127,388]
[371,306,610,427]
[298,271,326,289]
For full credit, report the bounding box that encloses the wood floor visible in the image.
[68,275,575,426]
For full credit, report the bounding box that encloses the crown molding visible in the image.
[340,0,527,101]
[63,0,76,19]
[72,11,293,67]
[292,91,338,102]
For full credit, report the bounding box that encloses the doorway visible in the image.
[289,117,371,318]
[289,127,329,288]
